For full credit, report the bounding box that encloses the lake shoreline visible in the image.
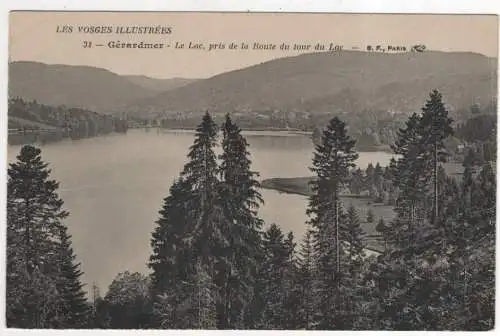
[11,126,393,154]
[7,130,396,289]
[261,176,387,202]
[159,128,394,153]
[260,176,396,254]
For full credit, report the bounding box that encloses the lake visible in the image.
[7,129,395,292]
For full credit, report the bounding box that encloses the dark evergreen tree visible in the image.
[102,271,152,329]
[381,92,461,330]
[390,112,426,249]
[440,162,495,330]
[375,218,388,251]
[345,206,365,268]
[366,209,375,225]
[257,224,294,329]
[217,114,264,329]
[463,163,495,330]
[349,168,364,194]
[6,145,73,328]
[389,91,453,253]
[373,163,384,201]
[54,226,90,328]
[475,163,496,237]
[149,112,220,328]
[419,90,453,233]
[281,231,300,329]
[90,283,110,328]
[341,205,366,327]
[148,178,200,328]
[295,230,316,329]
[179,112,220,264]
[306,116,358,329]
[149,179,193,299]
[159,262,217,329]
[364,163,375,197]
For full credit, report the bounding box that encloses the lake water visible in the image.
[7,129,395,292]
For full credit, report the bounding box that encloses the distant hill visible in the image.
[298,72,496,114]
[9,51,497,121]
[125,51,497,117]
[8,61,157,114]
[124,75,199,92]
[8,97,128,145]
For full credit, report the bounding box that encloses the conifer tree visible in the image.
[217,114,264,328]
[103,271,152,329]
[419,90,453,230]
[341,205,366,327]
[149,112,220,328]
[90,283,110,328]
[389,92,453,253]
[475,163,495,236]
[257,224,294,329]
[390,112,426,248]
[373,163,384,200]
[380,112,429,329]
[382,92,456,330]
[440,162,495,330]
[179,112,220,266]
[345,205,365,269]
[149,179,193,299]
[184,262,217,329]
[281,231,301,329]
[295,230,316,329]
[153,267,216,329]
[366,209,375,225]
[307,116,358,329]
[349,168,364,194]
[6,145,73,328]
[429,166,460,251]
[463,148,478,168]
[148,178,202,328]
[54,226,90,328]
[443,164,476,329]
[364,163,375,197]
[375,218,388,251]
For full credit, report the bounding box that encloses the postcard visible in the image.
[6,11,497,330]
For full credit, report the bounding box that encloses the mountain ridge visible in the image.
[9,51,497,119]
[8,61,197,114]
[124,50,497,116]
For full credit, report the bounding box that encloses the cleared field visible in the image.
[261,177,395,251]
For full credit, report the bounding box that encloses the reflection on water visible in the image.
[7,130,394,291]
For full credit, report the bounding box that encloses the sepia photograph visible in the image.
[4,11,498,331]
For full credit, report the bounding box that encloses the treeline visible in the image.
[158,109,403,148]
[455,113,497,166]
[348,162,398,205]
[456,113,496,143]
[6,90,495,330]
[8,98,128,145]
[158,113,312,131]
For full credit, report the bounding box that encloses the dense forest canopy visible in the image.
[8,98,128,145]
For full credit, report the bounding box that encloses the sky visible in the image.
[9,12,499,79]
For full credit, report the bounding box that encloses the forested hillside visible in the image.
[9,61,157,113]
[8,98,128,145]
[126,51,496,117]
[9,53,496,151]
